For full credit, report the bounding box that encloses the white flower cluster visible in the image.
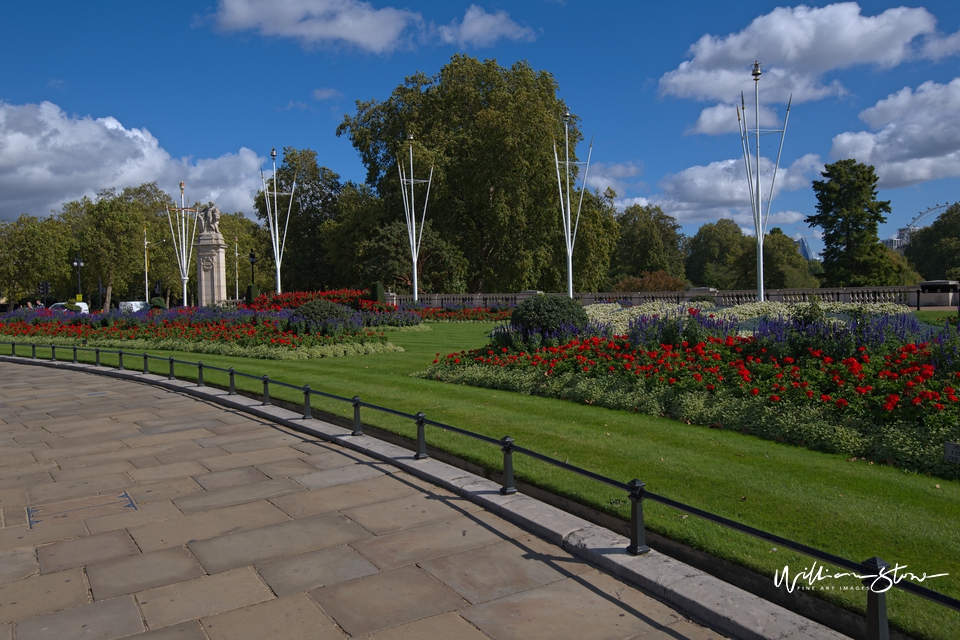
[585,300,913,335]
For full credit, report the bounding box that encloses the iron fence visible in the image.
[4,340,959,639]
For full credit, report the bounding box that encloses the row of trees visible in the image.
[0,56,942,305]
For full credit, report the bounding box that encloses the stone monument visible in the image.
[194,203,228,306]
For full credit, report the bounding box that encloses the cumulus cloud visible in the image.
[688,103,782,136]
[215,0,420,54]
[437,5,534,48]
[831,78,960,187]
[584,161,642,197]
[0,101,263,221]
[660,3,960,134]
[653,153,821,225]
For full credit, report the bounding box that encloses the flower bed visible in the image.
[0,307,399,359]
[245,290,511,323]
[419,303,960,477]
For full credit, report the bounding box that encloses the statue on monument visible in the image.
[196,203,222,236]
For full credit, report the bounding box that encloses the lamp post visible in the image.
[143,228,150,302]
[397,133,433,302]
[248,251,256,285]
[553,108,593,298]
[737,61,792,301]
[72,254,84,300]
[260,148,297,294]
[165,180,198,307]
[234,237,239,300]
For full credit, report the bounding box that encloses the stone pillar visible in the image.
[194,203,228,306]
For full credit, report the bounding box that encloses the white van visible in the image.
[50,302,90,314]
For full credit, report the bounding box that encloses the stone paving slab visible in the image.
[13,595,144,640]
[0,359,851,639]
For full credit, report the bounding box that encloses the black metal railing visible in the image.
[4,340,959,639]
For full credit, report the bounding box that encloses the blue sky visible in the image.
[3,1,960,257]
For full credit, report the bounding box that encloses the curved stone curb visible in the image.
[0,356,851,640]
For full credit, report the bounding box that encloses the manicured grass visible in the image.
[915,309,958,325]
[14,325,960,640]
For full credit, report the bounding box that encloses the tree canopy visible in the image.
[686,218,750,289]
[608,203,685,286]
[337,54,617,293]
[904,202,960,280]
[806,159,894,287]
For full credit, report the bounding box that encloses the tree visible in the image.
[322,182,388,289]
[253,148,341,291]
[358,220,468,294]
[686,219,751,288]
[903,203,960,280]
[0,214,71,304]
[729,228,820,289]
[608,204,685,285]
[338,54,615,293]
[807,160,894,286]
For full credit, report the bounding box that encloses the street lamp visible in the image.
[72,254,84,300]
[553,108,594,298]
[248,251,256,285]
[397,133,434,302]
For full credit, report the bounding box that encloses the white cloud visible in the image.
[653,154,821,225]
[312,87,343,101]
[830,78,960,187]
[437,5,534,48]
[215,0,420,54]
[584,161,642,197]
[0,101,263,221]
[661,4,940,105]
[688,103,781,135]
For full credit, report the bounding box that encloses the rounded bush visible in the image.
[510,294,588,334]
[293,299,360,336]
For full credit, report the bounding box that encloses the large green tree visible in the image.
[686,218,751,288]
[729,228,820,289]
[806,160,895,286]
[0,214,71,304]
[337,54,616,293]
[608,203,685,286]
[253,148,341,292]
[904,202,960,280]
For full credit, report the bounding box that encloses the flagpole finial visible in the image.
[752,61,762,82]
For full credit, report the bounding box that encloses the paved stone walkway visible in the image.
[0,362,725,639]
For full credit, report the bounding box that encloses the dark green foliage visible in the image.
[609,204,686,284]
[686,219,751,288]
[150,297,166,309]
[245,284,259,306]
[292,299,358,336]
[729,228,821,289]
[510,294,588,334]
[64,302,81,312]
[903,202,960,280]
[367,281,386,304]
[806,160,897,286]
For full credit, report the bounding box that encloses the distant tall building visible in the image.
[794,237,814,260]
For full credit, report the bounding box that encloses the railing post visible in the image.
[73,345,77,363]
[31,344,36,359]
[197,361,204,387]
[51,345,56,362]
[117,349,123,370]
[500,436,517,495]
[352,396,363,436]
[414,412,428,460]
[11,341,15,357]
[262,375,270,405]
[627,479,651,555]
[916,289,921,312]
[228,368,236,395]
[168,356,174,380]
[94,348,100,366]
[302,386,312,419]
[862,557,890,640]
[143,353,149,374]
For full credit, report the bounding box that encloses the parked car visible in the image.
[49,302,90,314]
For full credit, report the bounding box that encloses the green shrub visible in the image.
[64,302,82,312]
[688,294,715,304]
[245,284,259,306]
[150,297,166,309]
[292,299,359,336]
[510,294,588,334]
[367,281,386,304]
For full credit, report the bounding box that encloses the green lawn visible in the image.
[16,323,960,639]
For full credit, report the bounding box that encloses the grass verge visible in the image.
[9,323,960,640]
